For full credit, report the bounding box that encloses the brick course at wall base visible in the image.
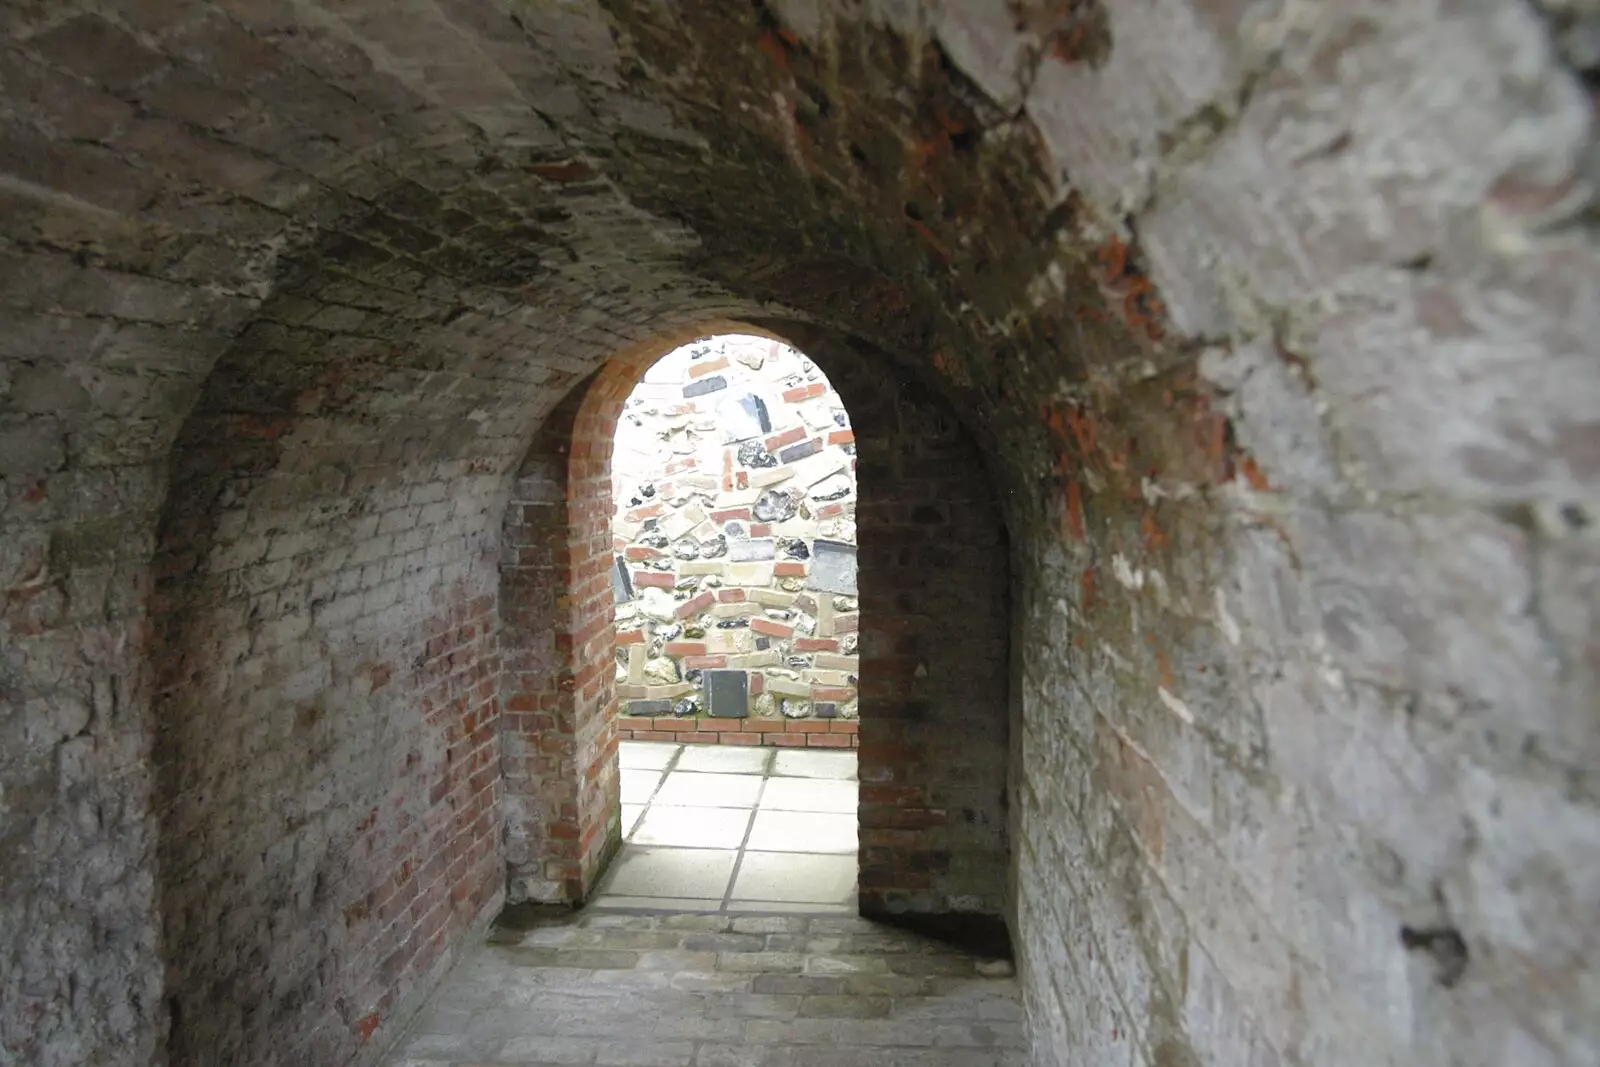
[615,715,860,748]
[2,4,1595,1067]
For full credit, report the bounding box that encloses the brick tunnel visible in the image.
[1,3,1596,1067]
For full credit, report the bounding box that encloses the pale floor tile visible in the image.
[587,895,724,912]
[732,852,857,904]
[631,805,753,849]
[675,744,772,775]
[746,810,857,854]
[726,900,856,914]
[621,804,645,837]
[620,768,665,804]
[772,749,858,780]
[619,741,680,770]
[601,846,738,898]
[759,776,858,813]
[653,770,764,808]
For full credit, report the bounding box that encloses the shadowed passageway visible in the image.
[2,2,1596,1067]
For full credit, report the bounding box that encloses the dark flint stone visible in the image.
[755,637,771,650]
[738,440,778,468]
[612,557,633,602]
[641,533,669,549]
[629,699,672,717]
[700,535,727,558]
[781,538,810,560]
[815,702,838,719]
[716,618,748,629]
[673,697,700,717]
[683,375,727,397]
[778,438,821,464]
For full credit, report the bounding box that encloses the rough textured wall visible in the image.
[612,333,862,733]
[0,1,1595,1067]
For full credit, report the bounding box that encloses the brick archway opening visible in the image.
[498,321,1012,936]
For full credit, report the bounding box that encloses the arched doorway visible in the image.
[497,322,1012,930]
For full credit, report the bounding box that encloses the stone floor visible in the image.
[382,909,1029,1067]
[593,741,859,914]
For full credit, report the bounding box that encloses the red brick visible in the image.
[765,425,807,451]
[807,734,854,747]
[782,383,827,402]
[676,591,714,619]
[616,630,646,645]
[812,687,855,701]
[716,588,746,602]
[624,545,661,560]
[663,641,707,656]
[684,655,728,669]
[710,507,751,523]
[829,720,859,734]
[794,637,838,651]
[774,562,806,577]
[689,356,729,378]
[750,618,793,638]
[632,570,674,589]
[827,429,855,445]
[748,523,771,537]
[721,732,760,745]
[785,720,832,733]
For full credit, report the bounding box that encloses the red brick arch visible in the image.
[499,321,1012,922]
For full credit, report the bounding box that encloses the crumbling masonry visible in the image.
[1,2,1596,1067]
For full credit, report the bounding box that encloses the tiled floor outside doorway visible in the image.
[591,741,858,913]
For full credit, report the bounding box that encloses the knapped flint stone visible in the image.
[753,489,798,522]
[674,575,699,590]
[780,699,810,718]
[787,656,808,669]
[640,533,669,549]
[725,521,747,540]
[629,699,673,717]
[684,668,703,685]
[810,473,851,502]
[674,538,700,559]
[729,538,775,562]
[683,375,728,398]
[705,670,749,718]
[814,702,838,719]
[655,623,682,641]
[700,534,727,558]
[780,538,810,560]
[716,618,748,628]
[643,657,679,686]
[833,411,848,426]
[808,539,858,595]
[640,484,656,498]
[612,557,633,602]
[737,440,778,468]
[673,697,700,717]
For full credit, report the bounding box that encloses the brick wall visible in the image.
[149,417,509,1066]
[2,4,1595,1067]
[824,345,1012,922]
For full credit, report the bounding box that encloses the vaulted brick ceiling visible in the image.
[1,3,1596,1067]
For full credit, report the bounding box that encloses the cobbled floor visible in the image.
[381,908,1029,1066]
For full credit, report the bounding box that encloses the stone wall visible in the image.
[1,3,1594,1067]
[611,334,860,743]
